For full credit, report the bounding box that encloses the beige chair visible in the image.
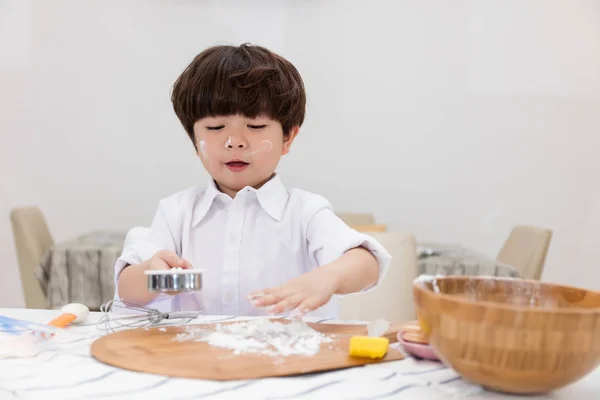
[10,206,53,309]
[338,231,419,324]
[497,225,553,280]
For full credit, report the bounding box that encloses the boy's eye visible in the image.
[248,124,267,130]
[206,125,224,131]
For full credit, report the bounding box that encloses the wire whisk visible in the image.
[97,299,202,333]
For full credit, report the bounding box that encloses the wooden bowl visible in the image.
[413,276,600,394]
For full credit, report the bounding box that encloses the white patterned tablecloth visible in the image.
[0,309,597,400]
[36,231,126,310]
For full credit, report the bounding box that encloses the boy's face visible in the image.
[193,114,299,197]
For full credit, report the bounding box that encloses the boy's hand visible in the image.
[144,250,192,271]
[248,268,339,316]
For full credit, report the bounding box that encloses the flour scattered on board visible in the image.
[174,319,334,357]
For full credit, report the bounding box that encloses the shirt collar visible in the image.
[191,179,221,227]
[192,174,288,227]
[254,174,289,221]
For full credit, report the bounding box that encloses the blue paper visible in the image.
[0,315,59,336]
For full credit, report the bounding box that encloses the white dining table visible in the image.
[0,308,597,400]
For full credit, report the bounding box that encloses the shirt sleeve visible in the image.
[305,198,392,292]
[112,200,181,307]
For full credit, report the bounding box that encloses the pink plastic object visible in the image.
[397,332,440,361]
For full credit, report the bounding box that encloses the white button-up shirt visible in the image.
[113,175,392,318]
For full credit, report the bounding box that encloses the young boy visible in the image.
[114,43,392,318]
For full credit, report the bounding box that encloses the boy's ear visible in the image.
[282,126,300,155]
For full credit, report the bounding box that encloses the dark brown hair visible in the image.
[171,43,306,149]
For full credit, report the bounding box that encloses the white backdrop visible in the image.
[1,0,599,307]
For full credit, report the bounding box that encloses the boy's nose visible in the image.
[225,135,247,149]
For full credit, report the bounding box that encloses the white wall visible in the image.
[1,0,599,307]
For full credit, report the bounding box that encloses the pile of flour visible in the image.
[174,319,334,357]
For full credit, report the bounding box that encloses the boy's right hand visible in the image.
[144,250,192,271]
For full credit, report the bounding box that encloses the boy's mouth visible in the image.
[225,160,249,172]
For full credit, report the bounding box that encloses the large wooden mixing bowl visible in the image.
[413,276,600,394]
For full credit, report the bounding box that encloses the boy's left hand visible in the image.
[248,268,339,316]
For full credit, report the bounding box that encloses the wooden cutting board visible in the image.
[91,319,405,380]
